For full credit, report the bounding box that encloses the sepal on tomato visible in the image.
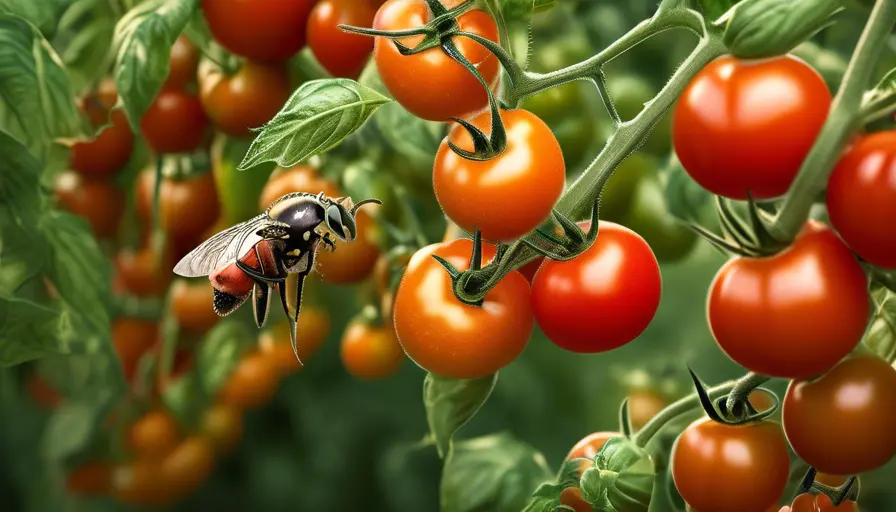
[579,436,654,512]
[722,0,843,59]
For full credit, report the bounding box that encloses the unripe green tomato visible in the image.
[599,153,651,223]
[548,113,601,170]
[529,33,592,73]
[522,81,586,123]
[624,175,697,263]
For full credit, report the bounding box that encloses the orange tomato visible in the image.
[258,165,339,212]
[55,171,125,238]
[161,436,216,499]
[128,409,182,461]
[315,210,381,284]
[114,247,173,297]
[170,279,220,334]
[112,318,159,382]
[219,351,281,410]
[340,320,404,379]
[258,308,331,373]
[200,404,244,452]
[199,60,292,137]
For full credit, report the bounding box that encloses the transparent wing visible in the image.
[173,214,267,277]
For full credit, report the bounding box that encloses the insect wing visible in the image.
[173,214,267,277]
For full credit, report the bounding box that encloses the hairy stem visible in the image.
[769,0,896,241]
[724,372,770,414]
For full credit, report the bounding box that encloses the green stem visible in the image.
[723,372,770,414]
[769,0,896,241]
[505,7,706,106]
[861,91,896,124]
[633,377,739,448]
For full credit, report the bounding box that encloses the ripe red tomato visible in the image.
[200,404,244,452]
[673,55,831,199]
[70,106,134,179]
[55,171,125,239]
[199,60,292,137]
[66,462,113,495]
[163,35,199,91]
[783,356,896,475]
[112,317,158,382]
[115,247,174,298]
[708,223,868,379]
[531,222,661,353]
[201,0,316,62]
[433,109,566,241]
[672,417,790,512]
[307,0,377,78]
[137,167,221,247]
[128,409,182,461]
[340,320,404,379]
[170,279,219,334]
[785,493,859,512]
[393,238,534,379]
[373,0,499,121]
[141,89,208,154]
[258,309,331,373]
[827,130,896,268]
[219,351,281,410]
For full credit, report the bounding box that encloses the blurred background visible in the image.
[1,0,895,511]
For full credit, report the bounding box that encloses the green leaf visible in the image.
[0,0,69,36]
[442,432,553,512]
[423,373,497,458]
[0,14,83,154]
[41,402,101,461]
[163,371,205,428]
[723,0,843,59]
[481,0,537,68]
[661,154,711,223]
[212,134,276,226]
[113,0,198,130]
[864,67,896,106]
[579,437,655,512]
[197,320,253,396]
[0,129,43,228]
[865,286,896,362]
[41,210,112,337]
[521,459,585,512]
[358,62,445,168]
[55,0,117,93]
[239,78,391,169]
[533,0,556,13]
[0,297,69,365]
[0,217,46,298]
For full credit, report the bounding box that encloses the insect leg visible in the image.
[251,282,271,328]
[277,250,315,365]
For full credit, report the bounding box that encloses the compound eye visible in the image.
[326,205,348,242]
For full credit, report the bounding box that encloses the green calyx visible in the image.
[520,197,600,261]
[688,368,776,426]
[689,195,790,258]
[340,0,508,160]
[723,0,844,59]
[794,467,861,506]
[580,437,655,512]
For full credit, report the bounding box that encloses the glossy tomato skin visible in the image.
[199,60,292,137]
[373,0,499,121]
[827,131,896,268]
[163,35,199,91]
[708,224,868,379]
[201,0,316,62]
[393,239,534,379]
[70,109,134,179]
[531,222,661,353]
[308,0,377,78]
[434,109,566,241]
[340,320,404,379]
[141,89,208,154]
[55,171,125,238]
[673,55,831,199]
[672,418,790,512]
[783,356,896,475]
[137,168,221,247]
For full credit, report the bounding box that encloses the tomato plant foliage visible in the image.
[4,0,896,510]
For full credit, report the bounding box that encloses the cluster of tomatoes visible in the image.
[359,1,896,509]
[48,1,419,505]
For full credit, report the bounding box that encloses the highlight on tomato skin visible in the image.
[673,54,831,200]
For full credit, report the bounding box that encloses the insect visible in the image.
[173,192,380,361]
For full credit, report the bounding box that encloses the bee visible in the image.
[173,192,380,361]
